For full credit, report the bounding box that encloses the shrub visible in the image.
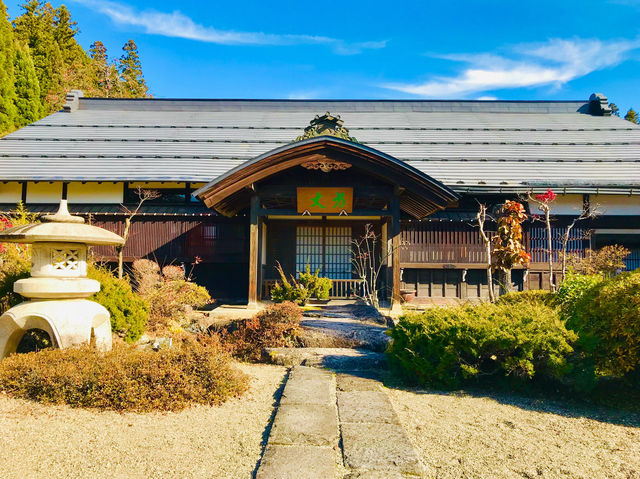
[131,259,212,332]
[298,262,333,300]
[563,270,640,377]
[0,336,248,412]
[556,272,603,319]
[88,264,149,343]
[565,245,630,277]
[271,262,311,305]
[387,302,576,389]
[0,252,29,315]
[495,289,557,307]
[217,302,302,361]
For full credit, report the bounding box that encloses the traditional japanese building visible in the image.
[1,91,638,304]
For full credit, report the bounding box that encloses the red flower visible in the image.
[535,188,557,203]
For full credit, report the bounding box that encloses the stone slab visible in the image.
[336,373,383,392]
[256,445,337,479]
[265,347,387,370]
[338,390,399,424]
[269,403,339,447]
[288,365,333,381]
[280,376,335,406]
[341,422,425,476]
[344,472,415,479]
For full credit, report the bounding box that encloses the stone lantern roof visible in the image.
[0,200,124,246]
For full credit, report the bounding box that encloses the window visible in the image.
[295,226,352,279]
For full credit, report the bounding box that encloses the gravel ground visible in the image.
[0,363,286,479]
[387,387,640,479]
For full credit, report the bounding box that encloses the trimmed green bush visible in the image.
[88,264,149,342]
[562,270,640,377]
[0,336,248,412]
[387,302,576,389]
[496,289,557,307]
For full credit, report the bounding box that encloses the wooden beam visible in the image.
[390,196,402,305]
[248,195,259,307]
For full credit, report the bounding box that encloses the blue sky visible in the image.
[6,0,640,112]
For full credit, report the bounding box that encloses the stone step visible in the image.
[265,347,387,371]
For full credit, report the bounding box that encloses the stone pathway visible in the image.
[256,366,425,478]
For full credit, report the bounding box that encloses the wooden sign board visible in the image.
[297,187,353,214]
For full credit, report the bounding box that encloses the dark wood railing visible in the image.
[263,278,365,299]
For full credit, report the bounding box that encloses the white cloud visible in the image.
[383,38,640,98]
[72,0,385,54]
[476,95,498,100]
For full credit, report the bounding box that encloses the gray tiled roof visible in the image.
[1,97,639,193]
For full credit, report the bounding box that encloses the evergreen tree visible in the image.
[119,39,149,98]
[624,108,638,125]
[13,0,64,110]
[13,42,42,126]
[0,0,18,133]
[89,40,118,97]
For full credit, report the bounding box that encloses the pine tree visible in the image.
[624,108,638,125]
[89,40,119,97]
[0,0,18,134]
[13,42,41,126]
[13,0,65,111]
[119,39,149,98]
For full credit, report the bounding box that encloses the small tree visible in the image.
[559,207,600,277]
[351,223,402,308]
[527,189,557,291]
[475,203,495,302]
[625,108,638,125]
[117,187,160,279]
[492,200,530,294]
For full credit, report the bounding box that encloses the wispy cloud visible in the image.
[72,0,386,55]
[383,38,640,98]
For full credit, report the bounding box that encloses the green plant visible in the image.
[496,289,557,307]
[87,264,149,343]
[271,262,311,305]
[216,301,302,361]
[387,302,576,389]
[297,262,333,300]
[562,270,640,378]
[0,336,247,412]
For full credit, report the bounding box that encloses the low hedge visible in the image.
[0,336,247,412]
[387,302,576,389]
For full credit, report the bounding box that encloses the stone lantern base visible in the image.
[0,299,112,359]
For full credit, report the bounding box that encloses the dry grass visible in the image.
[387,386,640,479]
[0,363,286,479]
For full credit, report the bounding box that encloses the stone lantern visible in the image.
[0,200,124,358]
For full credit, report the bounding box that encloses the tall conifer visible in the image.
[119,39,149,98]
[0,0,18,133]
[13,43,42,125]
[13,1,64,110]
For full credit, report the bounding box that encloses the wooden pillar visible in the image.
[248,195,259,308]
[390,196,402,306]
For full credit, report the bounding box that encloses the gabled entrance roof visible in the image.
[193,136,458,218]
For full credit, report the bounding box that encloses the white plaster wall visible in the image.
[528,194,584,215]
[68,182,123,204]
[26,182,63,203]
[592,195,640,215]
[0,182,22,203]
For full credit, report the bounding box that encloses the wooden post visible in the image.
[248,195,259,308]
[390,196,402,308]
